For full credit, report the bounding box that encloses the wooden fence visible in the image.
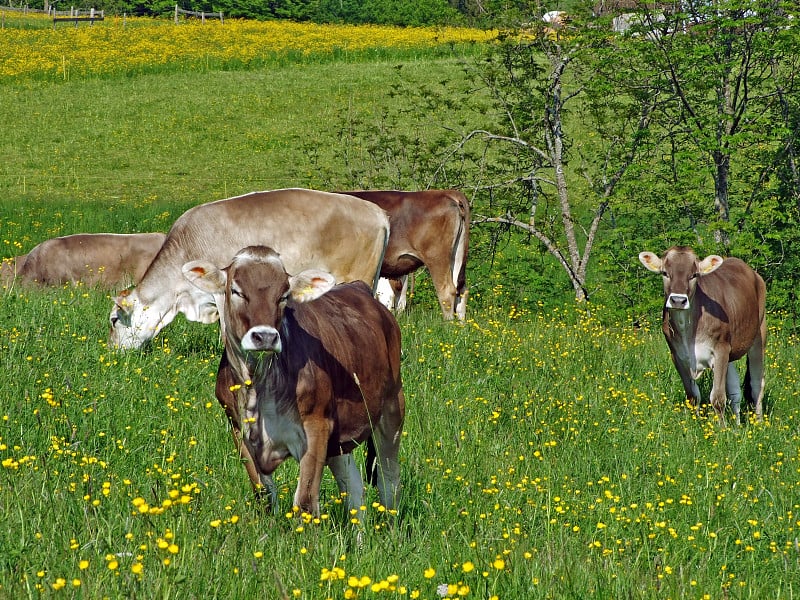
[51,7,103,26]
[174,4,222,24]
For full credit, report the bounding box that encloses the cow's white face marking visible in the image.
[108,290,173,350]
[241,326,282,353]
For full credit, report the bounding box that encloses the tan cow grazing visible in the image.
[183,246,405,517]
[2,233,165,289]
[343,190,470,321]
[639,246,766,426]
[109,189,390,350]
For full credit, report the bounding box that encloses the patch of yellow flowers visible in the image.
[0,17,496,81]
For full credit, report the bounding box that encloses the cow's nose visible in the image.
[242,326,282,353]
[666,294,690,310]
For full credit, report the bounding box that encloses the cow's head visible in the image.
[108,284,220,350]
[182,246,335,355]
[639,246,723,310]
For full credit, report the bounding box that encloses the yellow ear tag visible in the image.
[293,277,327,302]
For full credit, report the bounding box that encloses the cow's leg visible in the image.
[368,389,405,511]
[725,363,742,425]
[392,276,408,312]
[327,453,366,521]
[294,419,331,517]
[216,352,268,498]
[671,357,702,414]
[428,265,459,321]
[454,287,468,322]
[709,358,731,427]
[745,322,767,421]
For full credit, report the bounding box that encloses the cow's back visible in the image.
[695,257,766,360]
[283,281,402,454]
[346,189,469,273]
[17,233,165,288]
[138,189,389,301]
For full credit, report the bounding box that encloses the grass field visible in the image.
[2,15,800,600]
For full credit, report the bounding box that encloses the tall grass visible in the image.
[1,283,799,598]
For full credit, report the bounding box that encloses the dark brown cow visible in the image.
[639,246,766,425]
[343,190,470,321]
[183,246,404,517]
[2,233,165,289]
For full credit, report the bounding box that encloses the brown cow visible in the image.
[2,233,165,290]
[343,190,470,321]
[639,246,766,425]
[183,246,404,517]
[109,189,390,350]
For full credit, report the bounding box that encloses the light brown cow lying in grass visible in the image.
[1,233,165,290]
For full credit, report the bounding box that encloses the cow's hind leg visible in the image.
[327,453,366,521]
[744,323,767,422]
[725,363,743,425]
[366,389,405,511]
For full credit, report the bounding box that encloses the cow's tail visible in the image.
[372,223,391,294]
[449,191,470,316]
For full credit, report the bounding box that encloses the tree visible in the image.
[447,15,656,301]
[611,0,800,240]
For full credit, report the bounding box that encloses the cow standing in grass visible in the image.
[183,246,405,517]
[639,246,766,425]
[342,189,470,321]
[109,189,390,350]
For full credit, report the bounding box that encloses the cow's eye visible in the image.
[689,273,700,280]
[660,270,669,278]
[278,292,290,305]
[231,287,245,300]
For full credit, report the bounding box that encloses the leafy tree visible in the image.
[444,13,656,302]
[604,0,800,240]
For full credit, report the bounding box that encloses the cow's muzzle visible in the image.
[241,326,282,353]
[666,293,690,310]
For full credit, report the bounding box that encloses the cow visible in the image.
[108,189,391,350]
[182,246,405,518]
[343,189,470,321]
[2,233,165,290]
[639,246,766,426]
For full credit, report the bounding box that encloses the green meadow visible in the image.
[2,20,800,600]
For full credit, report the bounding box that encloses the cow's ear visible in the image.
[698,255,724,274]
[639,252,662,273]
[288,270,336,303]
[182,260,226,293]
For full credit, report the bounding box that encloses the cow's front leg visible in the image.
[294,418,331,516]
[671,356,702,414]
